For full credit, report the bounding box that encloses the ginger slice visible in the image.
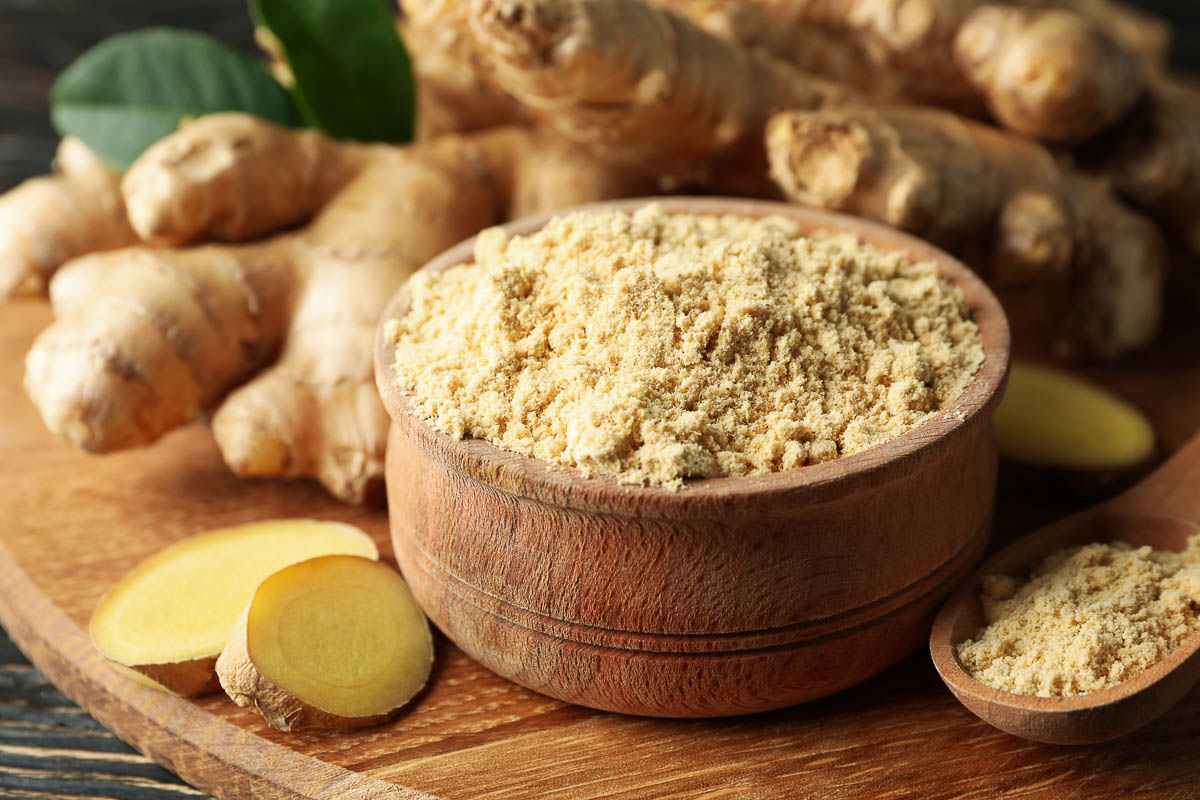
[216,555,432,731]
[89,519,378,696]
[994,362,1157,492]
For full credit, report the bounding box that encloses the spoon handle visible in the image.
[1108,433,1200,522]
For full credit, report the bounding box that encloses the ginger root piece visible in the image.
[954,6,1144,144]
[741,0,982,108]
[398,0,527,138]
[89,520,378,696]
[765,105,1166,359]
[405,22,527,138]
[728,0,1161,140]
[648,0,905,98]
[0,138,136,297]
[467,0,854,192]
[1091,78,1200,259]
[1054,173,1165,361]
[20,114,650,503]
[994,361,1158,494]
[766,105,1072,282]
[26,243,295,453]
[1050,0,1170,66]
[217,555,432,731]
[121,115,358,245]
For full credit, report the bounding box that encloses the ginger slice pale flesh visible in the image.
[994,361,1156,473]
[89,519,378,696]
[216,555,433,731]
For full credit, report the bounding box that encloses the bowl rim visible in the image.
[374,197,1011,515]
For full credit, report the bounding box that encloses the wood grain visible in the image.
[0,632,207,800]
[2,298,1200,798]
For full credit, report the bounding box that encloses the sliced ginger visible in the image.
[994,361,1156,474]
[216,555,432,731]
[90,519,378,696]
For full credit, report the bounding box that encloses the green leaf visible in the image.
[51,28,303,170]
[251,0,415,143]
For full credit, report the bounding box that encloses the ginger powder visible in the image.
[386,204,984,487]
[957,536,1200,697]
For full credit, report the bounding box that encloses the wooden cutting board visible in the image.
[2,299,1200,800]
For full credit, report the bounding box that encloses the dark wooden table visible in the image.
[2,1,1199,798]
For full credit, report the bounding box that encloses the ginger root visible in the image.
[766,105,1074,282]
[647,0,904,98]
[994,361,1158,493]
[465,0,854,192]
[1090,78,1200,259]
[0,138,136,296]
[398,0,527,138]
[731,0,983,108]
[89,519,378,696]
[765,105,1165,359]
[670,0,1162,144]
[120,119,357,245]
[1050,0,1170,65]
[216,555,432,731]
[19,113,652,503]
[954,5,1144,144]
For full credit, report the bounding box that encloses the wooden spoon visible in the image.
[930,433,1200,744]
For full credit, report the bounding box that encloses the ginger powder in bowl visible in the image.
[374,198,1009,716]
[386,202,984,488]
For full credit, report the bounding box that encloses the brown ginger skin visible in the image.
[1050,0,1170,65]
[217,607,391,731]
[725,0,1162,140]
[397,0,527,137]
[648,0,905,98]
[467,0,854,192]
[121,117,359,244]
[1091,78,1200,259]
[124,659,223,697]
[27,242,295,453]
[1055,172,1165,360]
[424,0,1165,167]
[0,138,136,296]
[955,5,1145,144]
[765,105,1165,359]
[214,554,433,732]
[765,105,1074,285]
[744,0,982,107]
[21,113,653,503]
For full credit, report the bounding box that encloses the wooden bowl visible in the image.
[374,198,1011,718]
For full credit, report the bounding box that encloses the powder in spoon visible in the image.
[957,535,1200,697]
[386,203,984,487]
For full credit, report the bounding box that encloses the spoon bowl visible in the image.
[931,434,1200,744]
